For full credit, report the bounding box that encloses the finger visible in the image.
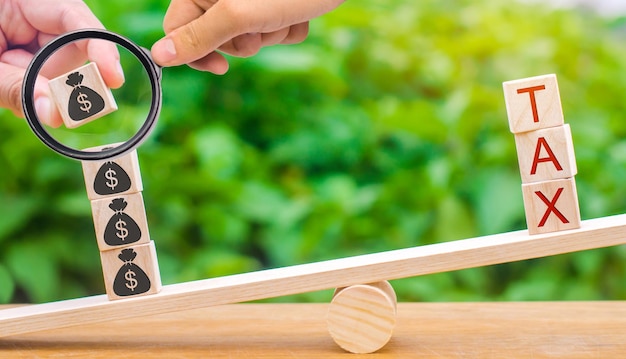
[0,61,62,127]
[162,0,208,34]
[2,37,90,83]
[86,39,124,89]
[217,25,306,57]
[152,1,247,66]
[21,0,101,34]
[39,35,123,90]
[282,22,309,44]
[33,40,89,80]
[22,1,124,89]
[188,51,229,74]
[152,0,345,67]
[161,1,228,74]
[32,89,63,128]
[261,28,291,47]
[0,44,118,124]
[0,48,35,69]
[218,33,262,58]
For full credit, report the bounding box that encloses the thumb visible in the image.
[0,62,62,127]
[151,2,244,67]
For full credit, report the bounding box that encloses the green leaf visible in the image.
[0,265,15,303]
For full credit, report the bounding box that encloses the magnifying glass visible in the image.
[22,29,162,161]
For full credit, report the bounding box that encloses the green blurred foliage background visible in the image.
[2,0,626,304]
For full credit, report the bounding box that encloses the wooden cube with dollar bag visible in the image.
[90,193,151,251]
[100,241,162,300]
[82,143,161,300]
[81,143,143,200]
[48,62,118,129]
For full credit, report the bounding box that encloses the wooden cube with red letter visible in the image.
[504,74,581,235]
[514,124,577,183]
[503,74,564,134]
[521,178,581,234]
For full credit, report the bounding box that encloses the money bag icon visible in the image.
[94,162,131,195]
[113,248,151,296]
[65,72,105,121]
[104,198,142,246]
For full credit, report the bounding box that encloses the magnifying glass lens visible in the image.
[36,39,150,152]
[23,30,161,161]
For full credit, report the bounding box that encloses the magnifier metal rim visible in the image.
[22,29,161,161]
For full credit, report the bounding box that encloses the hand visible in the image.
[0,0,124,127]
[151,0,344,74]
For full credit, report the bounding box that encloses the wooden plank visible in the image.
[1,214,626,337]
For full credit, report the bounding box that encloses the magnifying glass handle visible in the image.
[140,46,163,81]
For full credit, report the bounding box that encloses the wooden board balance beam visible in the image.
[1,213,626,338]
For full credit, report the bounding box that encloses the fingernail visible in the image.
[116,61,125,83]
[35,97,52,125]
[154,38,177,63]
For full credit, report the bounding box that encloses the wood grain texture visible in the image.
[514,124,577,183]
[48,62,117,129]
[328,281,397,353]
[3,302,626,358]
[81,145,143,200]
[90,192,150,251]
[1,214,625,337]
[503,74,564,133]
[100,241,161,300]
[522,178,581,234]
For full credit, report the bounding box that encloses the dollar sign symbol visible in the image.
[77,92,92,113]
[115,219,128,241]
[125,269,138,291]
[105,168,118,190]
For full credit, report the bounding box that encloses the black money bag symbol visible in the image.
[104,198,142,246]
[113,248,151,296]
[66,71,105,121]
[94,161,131,195]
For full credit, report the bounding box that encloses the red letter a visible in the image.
[530,137,563,175]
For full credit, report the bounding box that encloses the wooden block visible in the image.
[503,74,564,133]
[327,281,397,354]
[100,241,161,301]
[48,62,118,129]
[522,177,581,235]
[81,143,143,200]
[514,124,577,183]
[91,192,151,252]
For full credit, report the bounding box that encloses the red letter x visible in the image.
[517,85,546,123]
[534,188,569,227]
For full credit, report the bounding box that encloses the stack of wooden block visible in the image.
[82,146,162,300]
[503,74,581,235]
[49,61,162,300]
